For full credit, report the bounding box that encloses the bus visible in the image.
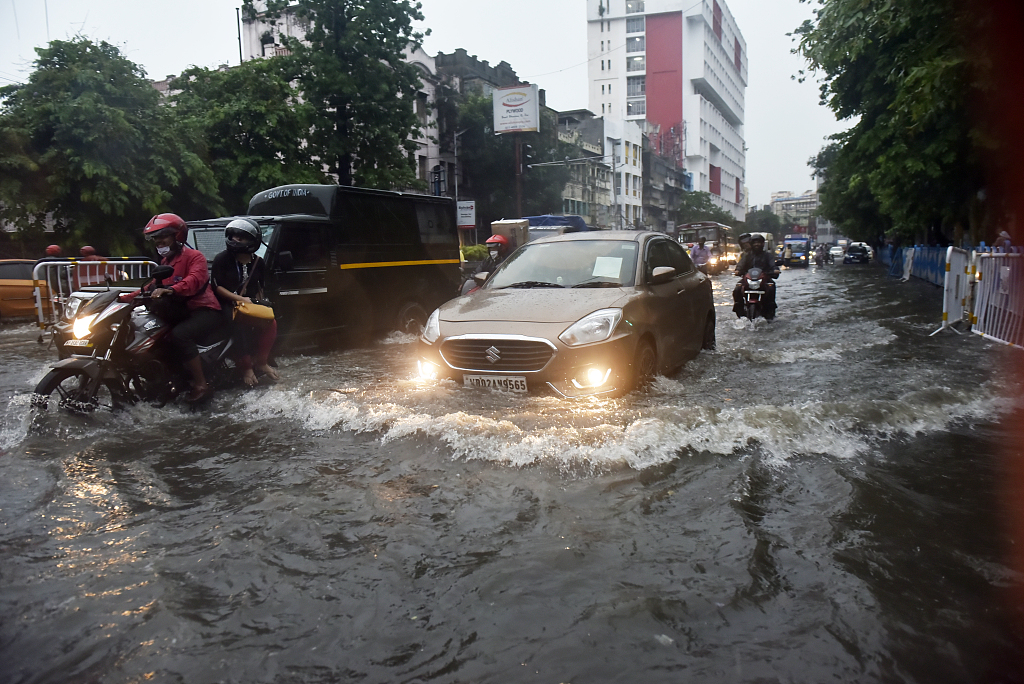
[676,221,736,272]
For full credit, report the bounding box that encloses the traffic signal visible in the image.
[523,144,535,173]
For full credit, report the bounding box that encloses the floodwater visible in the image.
[1,262,1022,684]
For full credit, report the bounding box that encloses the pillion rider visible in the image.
[733,233,780,320]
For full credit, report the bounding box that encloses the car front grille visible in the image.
[440,338,555,372]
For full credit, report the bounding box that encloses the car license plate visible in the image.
[463,375,528,392]
[63,339,92,347]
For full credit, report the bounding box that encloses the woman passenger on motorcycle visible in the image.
[122,214,224,402]
[733,234,780,320]
[211,219,279,387]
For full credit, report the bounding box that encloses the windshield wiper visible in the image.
[500,281,565,289]
[572,280,622,288]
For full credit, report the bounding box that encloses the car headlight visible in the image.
[422,309,441,344]
[73,313,98,339]
[559,308,622,347]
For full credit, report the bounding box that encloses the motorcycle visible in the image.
[32,266,235,413]
[738,267,774,321]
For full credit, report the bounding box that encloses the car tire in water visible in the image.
[702,311,716,350]
[631,339,657,391]
[32,368,125,413]
[395,301,428,335]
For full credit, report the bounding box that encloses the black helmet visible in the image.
[751,234,765,244]
[738,232,752,245]
[225,218,262,254]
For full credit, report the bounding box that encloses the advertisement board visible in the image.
[492,84,540,134]
[457,201,476,229]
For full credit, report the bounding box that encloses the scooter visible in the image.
[738,267,774,321]
[33,266,235,413]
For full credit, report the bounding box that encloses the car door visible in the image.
[662,240,706,359]
[266,221,335,338]
[641,238,693,368]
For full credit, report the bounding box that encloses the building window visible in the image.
[626,55,645,72]
[601,41,605,51]
[625,1,645,13]
[627,99,646,116]
[627,76,645,97]
[734,40,742,72]
[626,36,645,53]
[418,155,428,181]
[602,103,606,114]
[626,17,645,33]
[601,60,605,71]
[602,84,606,95]
[713,0,723,41]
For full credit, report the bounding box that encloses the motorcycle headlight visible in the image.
[73,313,98,339]
[422,309,441,345]
[559,308,622,347]
[64,296,84,321]
[748,279,762,289]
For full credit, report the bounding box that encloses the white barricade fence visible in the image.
[33,259,158,330]
[971,253,1023,348]
[930,247,972,335]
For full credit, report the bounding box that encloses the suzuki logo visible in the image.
[485,346,502,364]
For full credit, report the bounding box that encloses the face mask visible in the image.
[157,245,172,257]
[489,249,499,260]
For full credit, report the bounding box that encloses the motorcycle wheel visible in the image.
[745,302,761,321]
[32,368,126,413]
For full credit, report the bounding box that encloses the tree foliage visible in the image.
[744,207,782,243]
[0,38,221,253]
[452,95,571,228]
[171,60,328,212]
[795,0,989,242]
[675,191,735,226]
[243,0,427,189]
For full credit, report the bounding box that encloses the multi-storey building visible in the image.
[586,0,747,221]
[770,190,819,237]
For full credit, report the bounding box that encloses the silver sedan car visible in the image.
[416,231,716,398]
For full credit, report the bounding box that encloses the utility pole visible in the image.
[454,129,468,200]
[515,134,523,218]
[236,8,244,65]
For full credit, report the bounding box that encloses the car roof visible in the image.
[529,230,658,245]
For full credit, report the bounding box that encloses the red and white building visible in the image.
[587,0,747,220]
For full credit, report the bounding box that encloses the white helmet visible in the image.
[225,218,262,254]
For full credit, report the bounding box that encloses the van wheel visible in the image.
[395,302,428,335]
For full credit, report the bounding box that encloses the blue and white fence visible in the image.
[971,253,1023,348]
[930,247,972,335]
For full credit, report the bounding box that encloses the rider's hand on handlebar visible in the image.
[151,287,174,298]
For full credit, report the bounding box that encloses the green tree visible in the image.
[171,60,328,212]
[745,207,782,243]
[675,191,735,226]
[0,38,221,253]
[452,95,571,228]
[794,0,987,242]
[242,0,427,189]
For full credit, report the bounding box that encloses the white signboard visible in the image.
[457,201,476,229]
[492,84,540,134]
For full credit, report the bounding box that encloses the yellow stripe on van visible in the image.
[337,259,460,270]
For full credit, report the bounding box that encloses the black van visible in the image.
[187,184,460,345]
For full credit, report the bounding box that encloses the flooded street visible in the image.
[2,262,1022,683]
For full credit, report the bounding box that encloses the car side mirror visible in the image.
[473,272,489,285]
[649,266,676,284]
[276,251,294,272]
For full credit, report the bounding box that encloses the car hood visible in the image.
[440,287,634,324]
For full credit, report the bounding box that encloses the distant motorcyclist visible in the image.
[733,234,780,320]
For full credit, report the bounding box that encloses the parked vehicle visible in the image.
[844,244,871,264]
[32,267,234,413]
[417,231,716,399]
[187,184,461,346]
[0,259,46,321]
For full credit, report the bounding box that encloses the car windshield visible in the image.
[485,240,639,289]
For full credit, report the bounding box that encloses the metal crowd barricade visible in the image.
[33,259,158,330]
[930,247,971,335]
[971,252,1023,348]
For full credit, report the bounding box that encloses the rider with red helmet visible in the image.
[125,213,223,402]
[481,233,511,274]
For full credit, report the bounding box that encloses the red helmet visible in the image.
[80,245,96,257]
[45,244,62,257]
[144,213,188,243]
[485,234,509,250]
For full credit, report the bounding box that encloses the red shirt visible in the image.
[123,246,220,311]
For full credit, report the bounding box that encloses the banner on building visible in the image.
[492,84,540,134]
[457,201,476,229]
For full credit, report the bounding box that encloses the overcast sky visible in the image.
[0,0,849,208]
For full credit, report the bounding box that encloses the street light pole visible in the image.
[453,128,468,200]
